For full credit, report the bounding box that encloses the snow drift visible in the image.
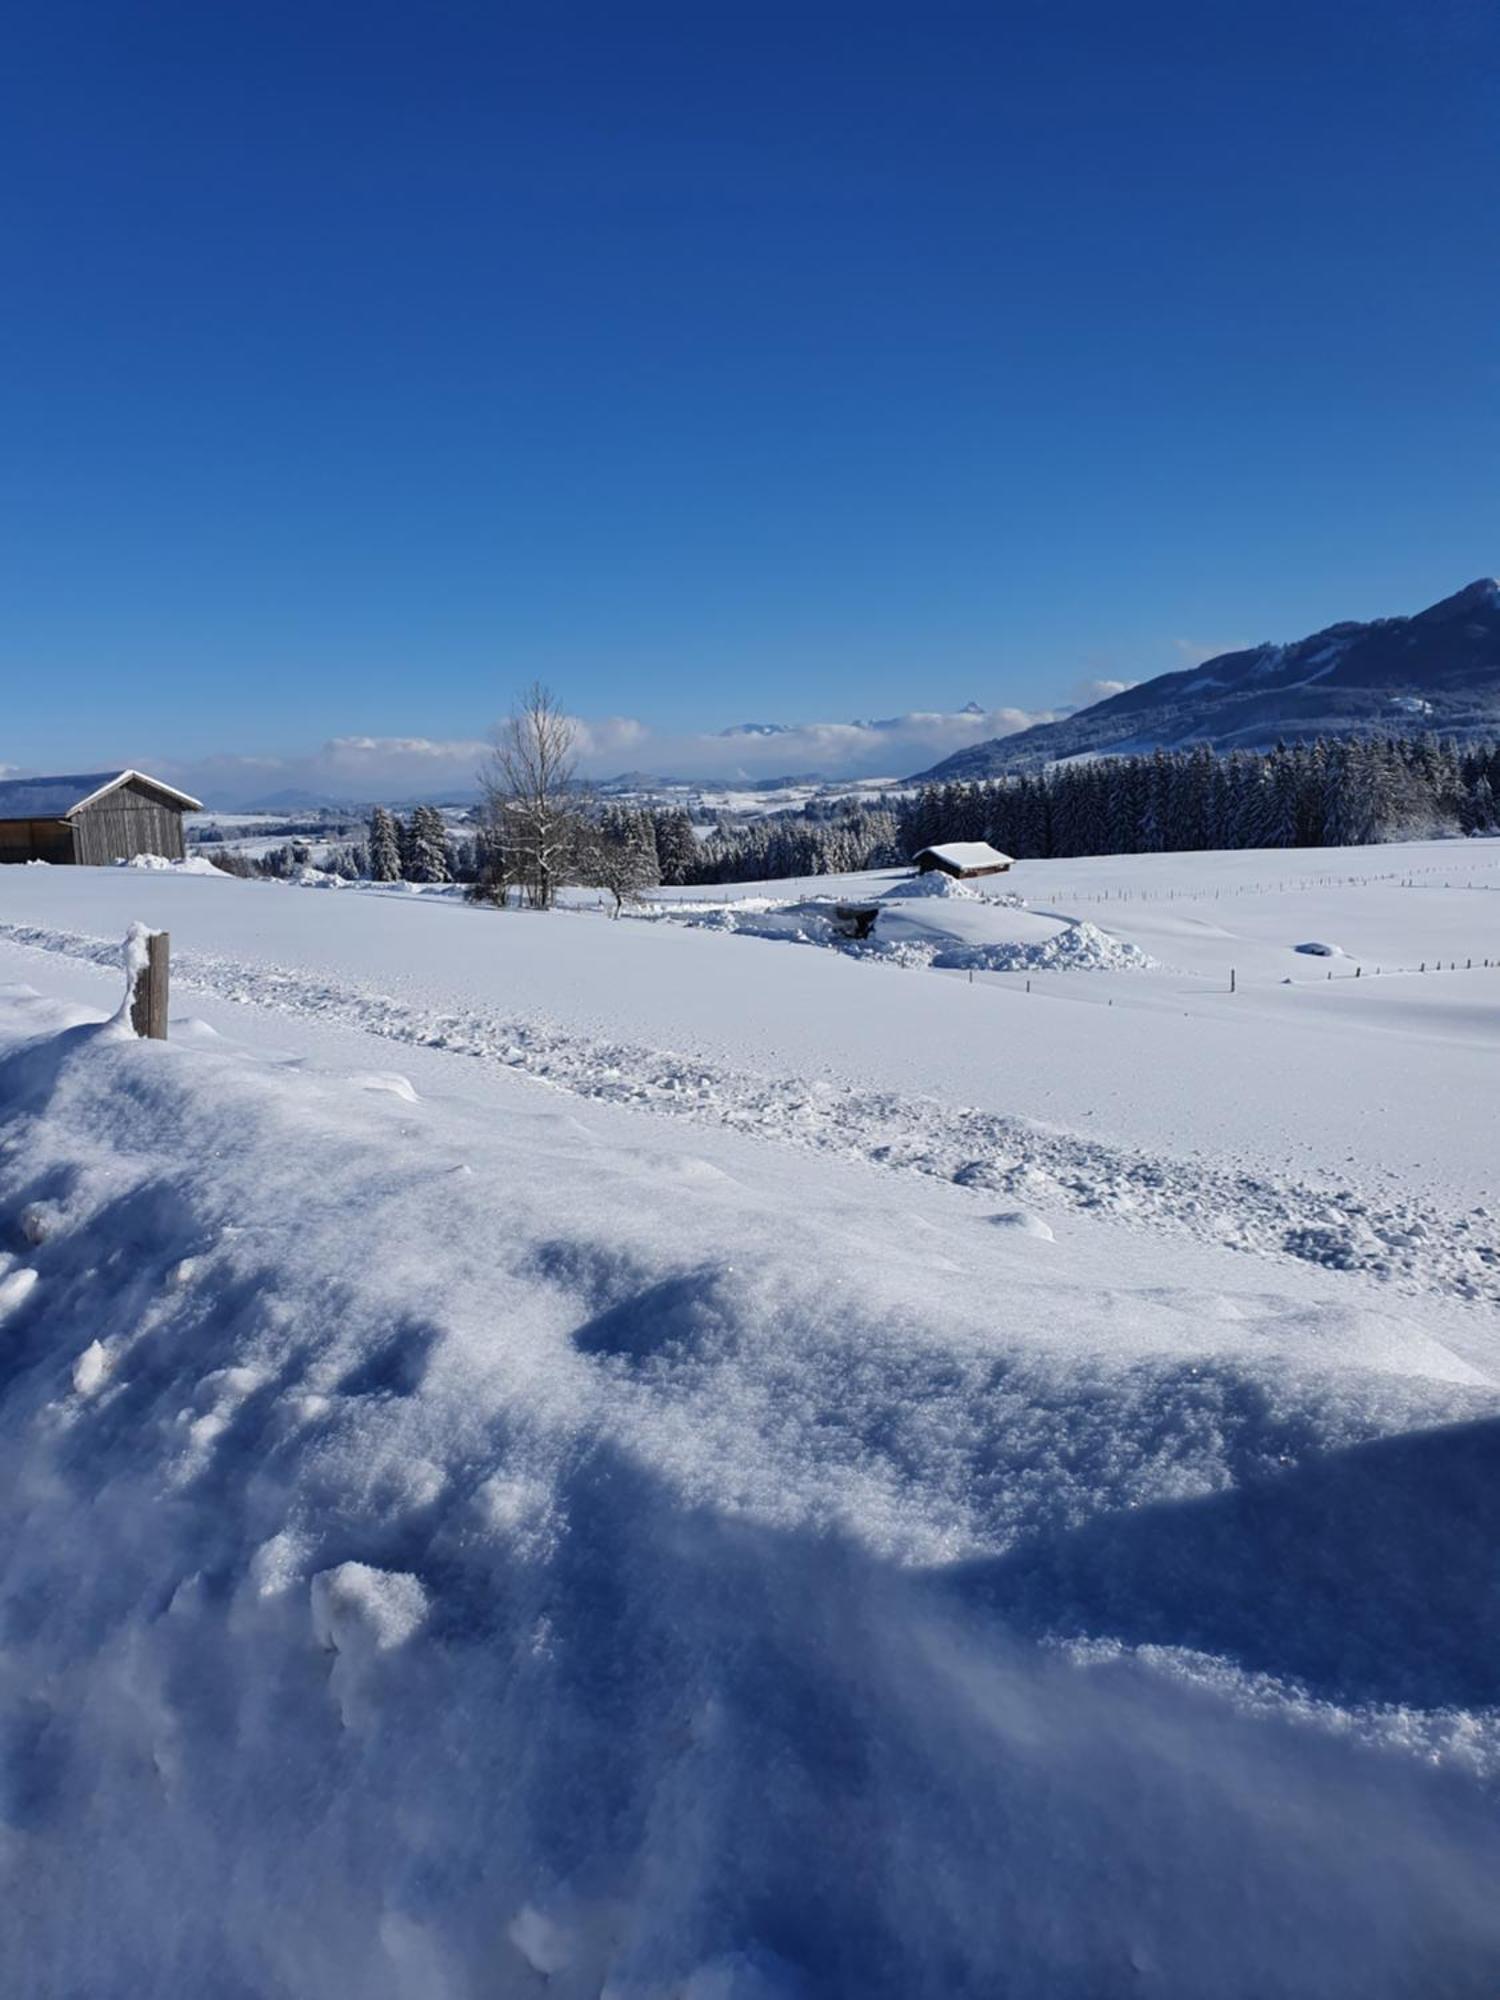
[661,877,1157,974]
[120,852,224,876]
[1,984,1499,1995]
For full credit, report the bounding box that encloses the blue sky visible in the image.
[3,1,1497,796]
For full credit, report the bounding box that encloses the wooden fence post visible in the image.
[129,930,170,1040]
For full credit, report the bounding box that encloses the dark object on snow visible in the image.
[0,770,202,866]
[832,903,881,940]
[913,842,1014,879]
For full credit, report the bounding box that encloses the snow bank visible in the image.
[1,987,1499,1996]
[666,893,1155,974]
[120,853,223,876]
[917,916,1155,974]
[879,871,982,900]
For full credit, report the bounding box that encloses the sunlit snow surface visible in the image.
[0,842,1498,1996]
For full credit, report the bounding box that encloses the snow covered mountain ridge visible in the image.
[914,579,1500,780]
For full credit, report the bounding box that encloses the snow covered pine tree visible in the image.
[367,806,403,882]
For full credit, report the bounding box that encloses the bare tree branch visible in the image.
[477,683,582,909]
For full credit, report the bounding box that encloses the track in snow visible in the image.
[1,918,1494,1306]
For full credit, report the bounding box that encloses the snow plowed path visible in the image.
[2,917,1494,1305]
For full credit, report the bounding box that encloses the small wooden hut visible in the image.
[0,770,203,866]
[912,841,1014,880]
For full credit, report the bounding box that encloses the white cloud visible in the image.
[568,715,650,759]
[596,704,1060,784]
[146,702,1067,807]
[325,735,489,762]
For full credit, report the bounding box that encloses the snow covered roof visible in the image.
[914,841,1015,871]
[0,769,203,820]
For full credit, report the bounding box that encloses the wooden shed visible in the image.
[0,770,203,867]
[912,841,1014,880]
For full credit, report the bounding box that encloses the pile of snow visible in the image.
[684,900,832,944]
[917,917,1156,975]
[863,916,1155,975]
[1,984,1499,1993]
[880,871,983,901]
[119,853,223,877]
[663,886,1154,974]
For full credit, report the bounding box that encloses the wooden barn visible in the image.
[0,770,203,867]
[912,841,1015,880]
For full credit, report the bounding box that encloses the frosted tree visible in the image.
[404,804,452,884]
[368,806,403,882]
[652,808,699,886]
[477,683,583,910]
[581,808,661,915]
[1464,773,1496,834]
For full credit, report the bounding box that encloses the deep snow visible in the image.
[648,871,1159,975]
[0,844,1498,1996]
[0,842,1495,1292]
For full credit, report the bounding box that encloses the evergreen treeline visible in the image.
[685,805,901,884]
[219,734,1500,893]
[898,736,1500,862]
[352,799,901,891]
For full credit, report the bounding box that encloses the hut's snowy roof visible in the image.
[915,841,1015,871]
[0,770,203,820]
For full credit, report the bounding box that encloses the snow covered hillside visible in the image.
[0,842,1498,1996]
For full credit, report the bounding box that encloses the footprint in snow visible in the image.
[617,1148,734,1187]
[0,1266,39,1320]
[986,1210,1055,1241]
[350,1072,420,1104]
[72,1339,110,1395]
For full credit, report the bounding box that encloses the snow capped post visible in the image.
[122,923,170,1039]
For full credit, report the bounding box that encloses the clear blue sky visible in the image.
[3,0,1497,779]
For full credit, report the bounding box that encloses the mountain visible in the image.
[593,770,673,795]
[236,787,351,813]
[911,579,1500,782]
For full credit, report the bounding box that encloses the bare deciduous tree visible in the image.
[477,683,582,910]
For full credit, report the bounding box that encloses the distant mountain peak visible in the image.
[909,579,1500,783]
[1416,577,1500,621]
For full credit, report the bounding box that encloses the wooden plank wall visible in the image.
[71,782,187,864]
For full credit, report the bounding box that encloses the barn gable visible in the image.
[0,769,202,867]
[0,770,202,819]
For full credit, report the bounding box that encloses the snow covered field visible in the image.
[0,841,1498,1996]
